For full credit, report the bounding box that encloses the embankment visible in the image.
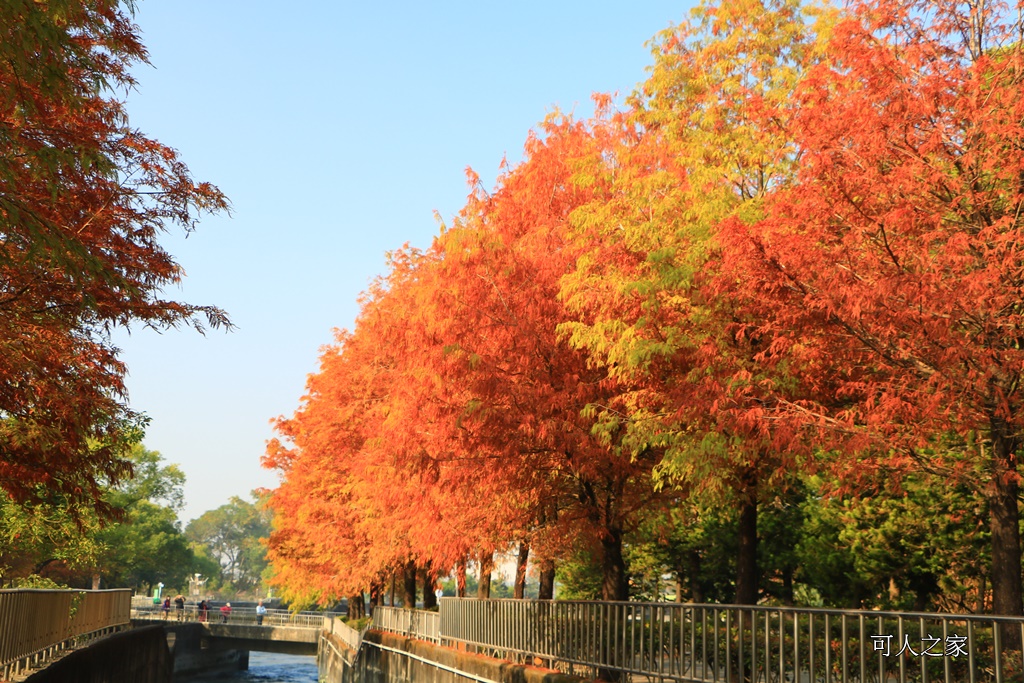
[320,628,585,683]
[24,624,171,683]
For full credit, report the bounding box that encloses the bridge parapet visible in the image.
[132,604,337,629]
[203,622,318,645]
[0,588,131,681]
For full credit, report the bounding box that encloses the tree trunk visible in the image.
[91,574,101,590]
[349,592,365,619]
[404,558,417,608]
[601,527,629,601]
[781,565,795,606]
[597,531,627,682]
[423,562,437,610]
[688,550,704,603]
[989,429,1022,646]
[370,581,382,609]
[734,495,758,605]
[989,432,1023,614]
[478,551,493,599]
[514,541,529,599]
[538,558,555,600]
[390,572,396,607]
[456,558,467,598]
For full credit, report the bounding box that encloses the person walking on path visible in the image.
[198,599,208,622]
[220,602,232,623]
[174,594,185,621]
[256,600,267,626]
[162,597,171,620]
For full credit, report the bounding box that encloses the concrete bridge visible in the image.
[131,613,322,677]
[140,620,318,657]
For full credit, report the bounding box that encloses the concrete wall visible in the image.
[319,630,359,683]
[319,629,585,683]
[23,625,171,683]
[202,623,317,656]
[160,622,249,678]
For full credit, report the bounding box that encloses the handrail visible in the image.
[372,605,440,644]
[324,615,367,652]
[131,603,342,629]
[367,598,1024,682]
[0,589,131,680]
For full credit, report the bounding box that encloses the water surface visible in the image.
[176,651,317,683]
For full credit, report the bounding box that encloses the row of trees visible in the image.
[265,0,1024,617]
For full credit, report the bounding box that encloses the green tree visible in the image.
[560,0,836,606]
[92,501,193,591]
[186,495,272,593]
[796,473,991,612]
[0,444,201,592]
[0,490,104,584]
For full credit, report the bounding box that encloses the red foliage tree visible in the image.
[724,0,1024,616]
[0,1,228,509]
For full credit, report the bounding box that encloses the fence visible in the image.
[367,598,1024,683]
[0,588,131,680]
[131,603,339,628]
[324,615,367,652]
[373,605,441,644]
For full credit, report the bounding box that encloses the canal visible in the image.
[176,652,317,683]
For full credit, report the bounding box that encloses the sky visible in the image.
[111,0,697,525]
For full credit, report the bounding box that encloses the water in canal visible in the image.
[176,651,317,683]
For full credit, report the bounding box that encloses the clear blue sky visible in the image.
[112,0,696,524]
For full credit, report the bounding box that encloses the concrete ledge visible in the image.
[322,631,359,664]
[206,622,319,643]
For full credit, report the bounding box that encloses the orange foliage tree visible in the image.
[265,117,670,604]
[399,117,668,601]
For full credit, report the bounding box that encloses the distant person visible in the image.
[198,599,208,622]
[220,602,232,623]
[162,597,171,620]
[256,600,267,626]
[174,594,185,621]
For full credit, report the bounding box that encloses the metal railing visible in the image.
[373,605,441,644]
[324,615,367,652]
[366,598,1024,682]
[131,604,341,629]
[0,588,131,680]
